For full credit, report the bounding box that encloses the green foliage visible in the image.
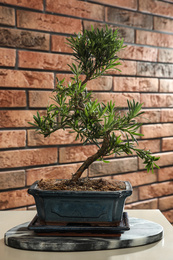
[29,26,159,178]
[66,25,124,81]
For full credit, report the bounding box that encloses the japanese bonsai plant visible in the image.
[28,26,159,226]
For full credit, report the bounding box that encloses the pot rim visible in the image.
[28,180,132,197]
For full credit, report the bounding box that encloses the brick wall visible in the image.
[0,0,173,224]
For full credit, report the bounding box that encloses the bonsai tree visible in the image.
[30,26,159,185]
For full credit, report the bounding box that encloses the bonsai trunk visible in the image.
[72,134,110,181]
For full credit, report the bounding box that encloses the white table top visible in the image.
[0,209,173,260]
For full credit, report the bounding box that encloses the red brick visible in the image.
[0,170,25,190]
[0,28,49,51]
[88,0,137,10]
[158,49,173,63]
[154,17,173,33]
[109,60,136,75]
[46,0,104,20]
[86,77,113,91]
[119,45,157,62]
[92,176,114,183]
[0,130,26,148]
[0,90,26,107]
[117,27,135,44]
[59,145,99,163]
[52,35,72,53]
[115,140,158,158]
[18,51,72,71]
[162,210,173,223]
[113,77,158,92]
[93,92,140,107]
[137,109,160,123]
[29,80,113,107]
[121,109,161,123]
[27,129,80,146]
[112,170,157,187]
[57,74,113,91]
[156,152,173,168]
[125,187,138,203]
[160,79,173,93]
[136,30,173,48]
[88,76,113,91]
[56,74,82,85]
[89,157,138,177]
[26,163,87,185]
[17,10,82,34]
[141,124,173,139]
[161,109,173,122]
[139,152,173,170]
[0,189,34,210]
[137,62,173,78]
[28,90,54,108]
[138,139,160,153]
[158,166,173,182]
[118,139,160,155]
[0,0,43,10]
[0,148,58,169]
[107,60,136,76]
[159,195,173,210]
[83,21,135,44]
[113,128,140,142]
[125,199,158,209]
[106,7,152,29]
[141,94,173,108]
[0,6,15,26]
[162,137,173,151]
[139,181,173,200]
[0,69,54,89]
[0,110,46,128]
[139,0,173,18]
[0,48,15,67]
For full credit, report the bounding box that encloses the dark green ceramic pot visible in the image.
[28,181,132,225]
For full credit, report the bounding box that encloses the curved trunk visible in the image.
[72,134,110,181]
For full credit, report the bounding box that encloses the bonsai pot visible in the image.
[28,181,132,226]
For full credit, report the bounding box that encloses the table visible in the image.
[0,210,173,260]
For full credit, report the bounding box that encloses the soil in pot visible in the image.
[37,178,126,192]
